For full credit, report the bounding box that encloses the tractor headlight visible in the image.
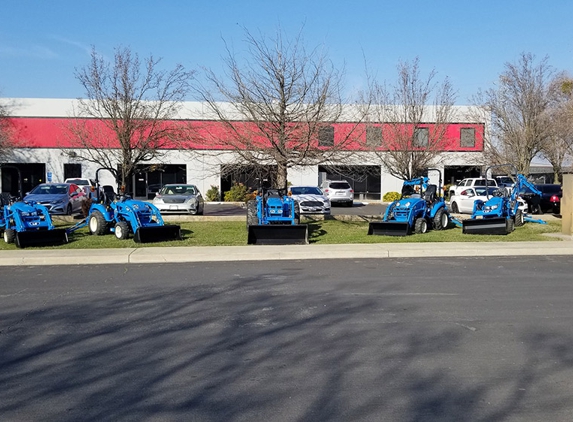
[404,202,411,208]
[485,205,498,212]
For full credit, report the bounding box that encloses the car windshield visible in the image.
[291,187,322,195]
[329,182,350,189]
[30,184,68,195]
[160,185,196,195]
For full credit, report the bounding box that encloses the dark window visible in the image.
[460,128,476,147]
[319,126,334,147]
[414,127,429,147]
[64,163,81,180]
[366,126,382,147]
[329,181,351,190]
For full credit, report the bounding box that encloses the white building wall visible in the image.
[288,165,319,186]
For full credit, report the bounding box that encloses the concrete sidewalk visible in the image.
[0,240,571,266]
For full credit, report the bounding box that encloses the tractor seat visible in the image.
[424,185,437,203]
[264,189,281,199]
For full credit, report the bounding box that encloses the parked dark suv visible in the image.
[536,184,562,214]
[522,184,562,214]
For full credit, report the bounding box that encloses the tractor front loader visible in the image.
[462,165,542,235]
[2,200,68,248]
[247,186,308,245]
[68,195,181,243]
[368,169,450,236]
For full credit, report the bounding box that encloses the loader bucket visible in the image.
[134,224,182,243]
[462,218,509,235]
[248,224,309,245]
[15,229,69,248]
[368,222,411,236]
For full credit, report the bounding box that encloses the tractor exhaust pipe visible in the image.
[15,229,69,248]
[248,225,309,245]
[462,218,510,235]
[368,222,411,236]
[134,225,182,243]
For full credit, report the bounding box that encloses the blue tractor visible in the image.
[246,183,308,245]
[2,197,69,248]
[368,169,450,236]
[67,169,181,243]
[68,195,182,243]
[462,165,543,235]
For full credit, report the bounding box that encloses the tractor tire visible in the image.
[507,217,515,233]
[433,208,449,230]
[246,200,258,229]
[414,218,428,234]
[294,202,301,225]
[114,221,130,240]
[450,201,459,214]
[514,209,525,227]
[89,211,108,236]
[4,228,15,244]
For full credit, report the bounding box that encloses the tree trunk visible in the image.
[276,162,288,190]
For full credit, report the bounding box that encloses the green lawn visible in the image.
[0,218,563,250]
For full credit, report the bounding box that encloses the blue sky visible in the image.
[1,0,573,104]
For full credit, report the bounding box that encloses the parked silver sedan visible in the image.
[152,184,204,215]
[288,186,331,214]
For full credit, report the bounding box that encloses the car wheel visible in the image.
[4,228,15,244]
[66,204,72,215]
[347,201,353,207]
[246,200,258,229]
[114,221,130,240]
[433,208,449,230]
[514,209,525,227]
[197,204,204,216]
[414,218,428,234]
[89,210,108,235]
[450,201,459,214]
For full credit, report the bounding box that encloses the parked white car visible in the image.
[288,186,331,214]
[152,184,204,215]
[448,178,497,198]
[450,186,528,214]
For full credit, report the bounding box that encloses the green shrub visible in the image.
[206,185,220,202]
[383,191,401,202]
[224,183,250,202]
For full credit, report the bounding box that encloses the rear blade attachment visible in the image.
[247,224,309,245]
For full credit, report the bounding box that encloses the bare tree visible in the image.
[539,73,573,183]
[362,57,457,180]
[474,53,554,175]
[65,46,194,190]
[192,27,363,190]
[0,96,16,162]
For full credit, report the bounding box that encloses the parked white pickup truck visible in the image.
[448,178,498,198]
[64,178,102,199]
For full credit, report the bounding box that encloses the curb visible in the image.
[0,240,571,267]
